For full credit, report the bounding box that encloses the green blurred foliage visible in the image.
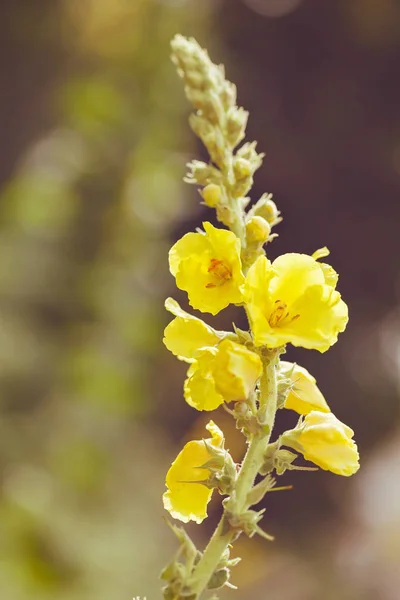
[0,0,212,598]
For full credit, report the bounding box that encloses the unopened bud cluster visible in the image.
[172,35,271,244]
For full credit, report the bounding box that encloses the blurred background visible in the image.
[0,0,400,599]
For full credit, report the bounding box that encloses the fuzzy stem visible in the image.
[187,352,279,599]
[234,355,278,511]
[188,516,235,597]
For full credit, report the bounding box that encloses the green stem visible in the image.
[188,516,235,597]
[234,353,278,511]
[234,431,265,512]
[187,351,279,599]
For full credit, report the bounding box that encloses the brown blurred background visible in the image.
[0,1,400,599]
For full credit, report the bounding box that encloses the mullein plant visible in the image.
[161,35,359,600]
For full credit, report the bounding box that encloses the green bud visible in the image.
[185,160,221,186]
[249,193,282,226]
[233,157,252,179]
[237,141,264,167]
[179,588,197,599]
[189,114,214,141]
[227,507,271,538]
[162,585,175,600]
[160,563,177,581]
[226,106,248,148]
[220,79,237,110]
[208,567,230,590]
[259,441,280,475]
[246,474,276,507]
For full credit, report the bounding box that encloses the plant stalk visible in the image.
[187,352,279,599]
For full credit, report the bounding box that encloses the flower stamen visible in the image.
[268,301,300,328]
[268,300,287,326]
[206,258,233,288]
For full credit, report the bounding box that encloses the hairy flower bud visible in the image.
[233,157,252,179]
[226,106,248,148]
[245,215,271,244]
[207,567,230,590]
[202,183,223,207]
[249,194,281,226]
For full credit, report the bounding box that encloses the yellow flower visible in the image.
[163,421,224,523]
[244,252,348,352]
[312,246,339,287]
[169,222,245,315]
[282,411,360,476]
[280,361,330,415]
[163,298,225,362]
[184,339,262,411]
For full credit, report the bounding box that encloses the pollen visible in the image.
[268,300,300,328]
[206,258,232,288]
[268,300,288,327]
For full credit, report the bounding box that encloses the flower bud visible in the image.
[189,113,214,141]
[185,160,221,186]
[250,194,281,226]
[245,215,271,245]
[233,157,252,179]
[202,183,223,207]
[208,567,230,590]
[226,106,248,147]
[220,80,237,110]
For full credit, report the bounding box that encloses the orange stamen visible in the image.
[206,258,232,288]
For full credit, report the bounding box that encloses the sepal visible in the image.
[273,448,317,475]
[259,441,280,475]
[205,541,241,592]
[245,474,277,506]
[184,160,222,186]
[225,505,274,541]
[161,521,200,600]
[207,567,230,590]
[200,441,237,495]
[247,193,282,227]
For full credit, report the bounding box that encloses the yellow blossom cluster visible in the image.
[163,220,359,523]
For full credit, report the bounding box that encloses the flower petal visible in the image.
[168,231,208,277]
[163,439,214,523]
[213,339,262,402]
[282,411,359,476]
[184,350,225,411]
[270,253,325,306]
[163,298,222,362]
[163,420,225,523]
[280,361,330,415]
